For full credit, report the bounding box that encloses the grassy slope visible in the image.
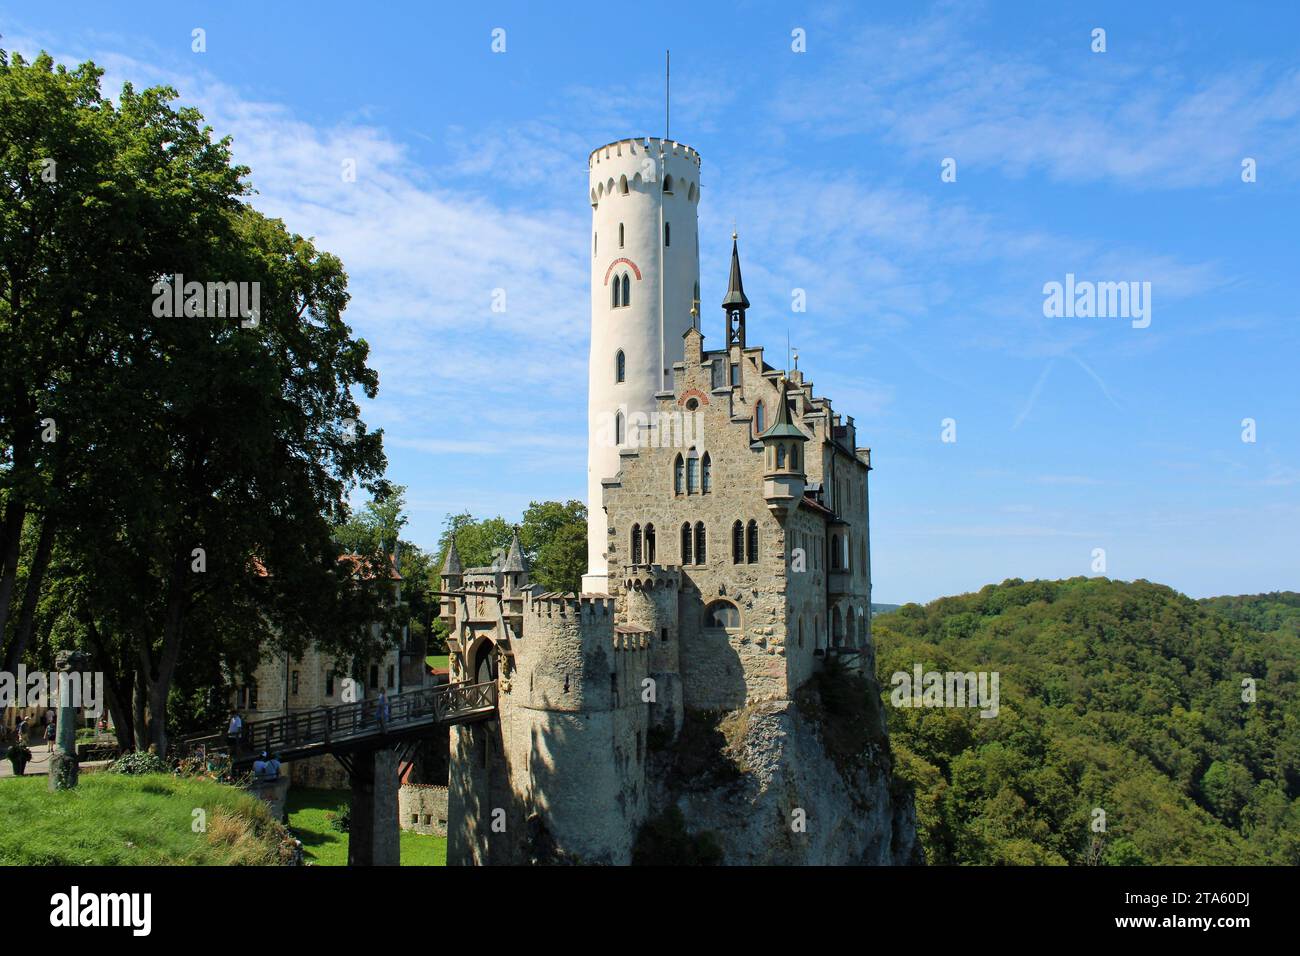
[286,787,446,865]
[0,773,292,865]
[425,654,449,669]
[875,577,1300,865]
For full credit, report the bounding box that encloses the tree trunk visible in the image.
[0,496,27,645]
[132,666,148,751]
[2,511,55,672]
[82,616,135,750]
[103,671,134,754]
[147,681,170,757]
[140,545,192,758]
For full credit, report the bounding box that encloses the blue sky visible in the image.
[6,1,1298,603]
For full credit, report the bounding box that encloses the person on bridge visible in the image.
[227,711,243,756]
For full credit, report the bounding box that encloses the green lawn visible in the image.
[286,786,446,866]
[0,772,292,865]
[425,654,449,670]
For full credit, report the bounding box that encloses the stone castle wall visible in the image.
[601,330,808,710]
[448,592,653,865]
[399,783,449,836]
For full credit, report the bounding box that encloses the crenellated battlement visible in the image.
[523,589,615,625]
[589,137,701,168]
[613,625,652,651]
[622,563,682,592]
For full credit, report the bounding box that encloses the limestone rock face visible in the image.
[649,696,923,866]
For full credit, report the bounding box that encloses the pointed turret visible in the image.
[502,526,528,574]
[438,534,464,638]
[441,536,463,578]
[761,378,808,518]
[499,526,529,598]
[722,232,749,350]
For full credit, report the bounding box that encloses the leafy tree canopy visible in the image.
[875,577,1300,865]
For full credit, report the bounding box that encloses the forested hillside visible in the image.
[1199,591,1300,641]
[873,578,1300,865]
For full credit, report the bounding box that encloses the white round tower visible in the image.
[583,138,701,594]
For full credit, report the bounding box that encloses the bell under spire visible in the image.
[722,232,749,349]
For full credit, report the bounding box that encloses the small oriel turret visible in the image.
[761,377,808,518]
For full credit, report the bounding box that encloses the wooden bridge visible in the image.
[181,679,497,866]
[182,680,497,770]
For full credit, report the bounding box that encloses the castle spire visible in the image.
[722,232,749,350]
[441,534,462,577]
[502,526,528,574]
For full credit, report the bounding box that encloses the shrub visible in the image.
[632,807,723,865]
[326,805,351,833]
[107,751,171,775]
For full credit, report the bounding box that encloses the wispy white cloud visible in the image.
[772,9,1300,188]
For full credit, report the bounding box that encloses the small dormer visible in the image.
[760,377,808,518]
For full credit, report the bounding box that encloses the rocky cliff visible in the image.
[643,659,923,865]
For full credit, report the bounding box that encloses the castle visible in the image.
[439,137,904,865]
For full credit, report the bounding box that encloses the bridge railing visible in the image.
[177,680,498,762]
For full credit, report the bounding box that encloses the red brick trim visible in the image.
[603,258,643,285]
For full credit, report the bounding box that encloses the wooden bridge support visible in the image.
[346,748,401,866]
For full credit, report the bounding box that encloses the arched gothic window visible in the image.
[615,350,625,383]
[612,278,620,308]
[631,524,642,565]
[777,445,787,469]
[694,521,706,564]
[686,454,699,494]
[703,600,739,630]
[663,174,674,194]
[674,454,684,495]
[615,411,624,446]
[830,534,841,570]
[644,523,656,563]
[754,400,765,435]
[732,520,744,564]
[618,222,625,248]
[621,273,631,306]
[680,522,693,565]
[701,453,711,493]
[619,175,628,195]
[746,520,758,564]
[790,443,799,470]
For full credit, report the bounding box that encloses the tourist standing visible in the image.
[227,711,243,756]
